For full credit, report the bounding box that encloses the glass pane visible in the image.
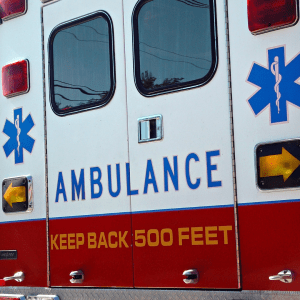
[50,13,114,114]
[134,0,215,94]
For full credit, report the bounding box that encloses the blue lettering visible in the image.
[71,169,86,201]
[206,150,222,188]
[185,153,201,190]
[90,167,103,199]
[55,171,67,202]
[126,163,139,196]
[143,159,159,194]
[107,164,121,198]
[163,156,178,192]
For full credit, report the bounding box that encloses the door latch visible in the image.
[69,270,84,284]
[269,270,294,283]
[138,115,163,143]
[3,271,25,282]
[182,269,199,284]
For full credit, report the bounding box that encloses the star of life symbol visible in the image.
[3,108,35,164]
[247,46,300,124]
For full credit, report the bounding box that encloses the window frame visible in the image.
[132,0,218,97]
[48,11,115,116]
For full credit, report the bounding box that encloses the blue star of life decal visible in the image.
[3,108,35,164]
[247,46,300,124]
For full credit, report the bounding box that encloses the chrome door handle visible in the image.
[182,269,199,284]
[269,270,294,283]
[70,270,84,283]
[3,271,25,282]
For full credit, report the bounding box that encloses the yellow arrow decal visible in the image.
[3,183,26,208]
[260,147,300,182]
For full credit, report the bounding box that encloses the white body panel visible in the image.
[228,1,300,205]
[43,0,130,219]
[0,0,45,223]
[123,0,235,212]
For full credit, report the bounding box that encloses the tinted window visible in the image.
[49,12,115,115]
[133,0,217,96]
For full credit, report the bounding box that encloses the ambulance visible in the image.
[0,0,300,299]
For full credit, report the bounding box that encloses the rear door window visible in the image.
[133,0,217,96]
[49,12,115,115]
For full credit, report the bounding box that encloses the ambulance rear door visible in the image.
[123,0,239,289]
[42,0,133,287]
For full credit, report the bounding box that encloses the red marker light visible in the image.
[2,60,30,98]
[248,0,298,34]
[0,0,27,20]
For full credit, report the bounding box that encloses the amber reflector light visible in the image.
[0,0,26,20]
[248,0,297,34]
[2,60,29,98]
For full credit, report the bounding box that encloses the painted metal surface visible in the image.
[228,0,300,291]
[0,220,47,286]
[0,0,47,287]
[49,215,132,287]
[42,0,238,289]
[132,207,237,289]
[2,0,300,295]
[239,200,300,291]
[42,0,132,287]
[123,0,238,288]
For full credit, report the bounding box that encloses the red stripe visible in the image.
[132,207,238,288]
[239,201,300,290]
[50,207,238,288]
[49,214,133,287]
[0,220,47,287]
